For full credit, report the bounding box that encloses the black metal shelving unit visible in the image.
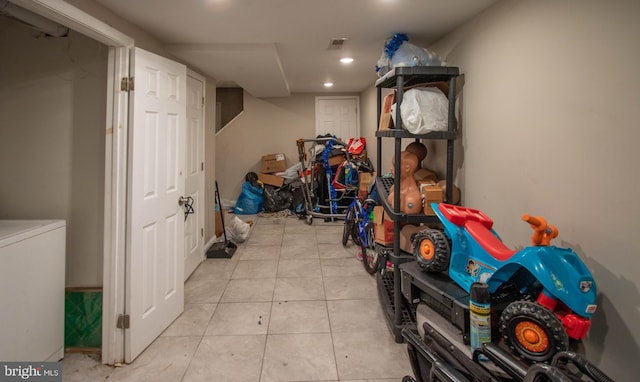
[374,66,460,343]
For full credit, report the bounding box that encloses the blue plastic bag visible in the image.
[233,181,264,215]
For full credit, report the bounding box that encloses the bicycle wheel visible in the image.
[342,205,356,246]
[361,222,378,274]
[351,201,363,247]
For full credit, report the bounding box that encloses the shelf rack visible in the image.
[374,66,460,343]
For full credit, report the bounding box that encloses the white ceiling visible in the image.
[93,0,497,97]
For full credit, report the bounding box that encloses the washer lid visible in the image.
[0,220,66,247]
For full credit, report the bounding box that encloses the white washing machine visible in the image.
[0,220,66,362]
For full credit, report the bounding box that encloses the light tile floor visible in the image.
[62,214,414,382]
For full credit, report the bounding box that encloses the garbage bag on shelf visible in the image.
[391,41,444,68]
[400,87,449,134]
[376,33,446,77]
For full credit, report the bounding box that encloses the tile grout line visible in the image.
[316,228,343,382]
[179,268,232,381]
[257,221,284,382]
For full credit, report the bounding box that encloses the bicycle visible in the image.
[342,191,381,274]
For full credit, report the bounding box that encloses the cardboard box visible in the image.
[354,148,368,160]
[421,185,443,216]
[417,178,437,192]
[426,81,450,97]
[359,172,375,194]
[399,224,425,254]
[328,154,346,167]
[378,91,396,130]
[414,168,439,183]
[215,207,223,238]
[437,180,461,205]
[373,206,394,245]
[258,172,285,187]
[261,153,287,173]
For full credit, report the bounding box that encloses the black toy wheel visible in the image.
[361,222,378,275]
[342,206,356,246]
[500,300,569,363]
[351,227,362,246]
[412,229,450,272]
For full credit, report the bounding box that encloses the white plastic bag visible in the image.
[400,87,449,134]
[225,216,251,243]
[282,162,302,181]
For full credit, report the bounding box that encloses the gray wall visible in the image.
[425,1,638,379]
[215,91,358,203]
[0,16,107,287]
[242,1,638,378]
[216,88,243,131]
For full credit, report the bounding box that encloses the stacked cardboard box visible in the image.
[373,206,394,246]
[421,184,443,216]
[358,172,375,198]
[260,153,287,187]
[399,224,425,254]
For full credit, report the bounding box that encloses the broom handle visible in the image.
[215,181,230,243]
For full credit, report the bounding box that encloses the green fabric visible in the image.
[64,290,102,348]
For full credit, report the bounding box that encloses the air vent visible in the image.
[328,37,347,50]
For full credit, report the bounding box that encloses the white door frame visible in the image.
[8,0,134,365]
[184,70,206,280]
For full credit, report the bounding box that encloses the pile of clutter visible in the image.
[231,148,306,218]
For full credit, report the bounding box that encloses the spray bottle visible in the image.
[469,282,491,358]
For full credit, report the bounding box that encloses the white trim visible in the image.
[101,46,130,365]
[186,69,207,278]
[315,95,361,138]
[7,0,133,46]
[215,110,245,136]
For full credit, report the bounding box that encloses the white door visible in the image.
[126,47,186,362]
[315,96,359,141]
[184,72,206,280]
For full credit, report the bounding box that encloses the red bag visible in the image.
[347,137,366,155]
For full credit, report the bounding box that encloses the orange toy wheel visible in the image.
[419,240,435,262]
[412,229,450,273]
[514,321,549,353]
[500,300,568,363]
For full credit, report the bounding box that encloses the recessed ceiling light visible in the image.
[323,82,334,87]
[340,57,354,64]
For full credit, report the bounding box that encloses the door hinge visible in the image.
[201,162,204,171]
[202,96,205,106]
[116,314,130,329]
[201,228,204,237]
[120,77,134,92]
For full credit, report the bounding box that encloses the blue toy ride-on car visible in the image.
[412,203,598,364]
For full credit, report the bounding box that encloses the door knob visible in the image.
[179,196,194,221]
